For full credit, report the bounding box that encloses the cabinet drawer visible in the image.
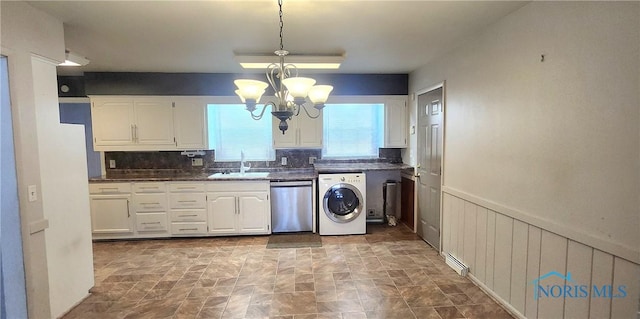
[133,194,167,212]
[169,193,206,209]
[169,183,205,193]
[136,213,168,232]
[89,183,131,194]
[133,182,166,193]
[206,181,269,192]
[170,210,206,222]
[171,223,207,235]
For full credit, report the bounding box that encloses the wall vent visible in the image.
[445,253,469,277]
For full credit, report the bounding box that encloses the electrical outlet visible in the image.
[191,158,203,166]
[109,160,116,168]
[281,157,287,166]
[309,156,317,164]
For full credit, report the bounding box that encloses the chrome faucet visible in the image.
[240,150,251,175]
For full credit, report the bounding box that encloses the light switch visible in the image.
[281,157,287,166]
[109,160,116,168]
[28,185,37,202]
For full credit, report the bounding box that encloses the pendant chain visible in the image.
[278,0,284,51]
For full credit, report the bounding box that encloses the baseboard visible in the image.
[467,273,527,319]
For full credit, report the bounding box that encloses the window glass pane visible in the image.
[207,104,274,161]
[322,103,384,158]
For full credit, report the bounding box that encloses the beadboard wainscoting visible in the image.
[441,189,640,319]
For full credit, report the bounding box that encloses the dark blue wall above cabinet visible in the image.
[58,72,408,97]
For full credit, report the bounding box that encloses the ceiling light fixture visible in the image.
[58,50,89,66]
[234,0,335,134]
[235,54,343,70]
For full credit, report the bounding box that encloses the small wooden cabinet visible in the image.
[400,176,415,230]
[272,110,323,148]
[207,181,271,236]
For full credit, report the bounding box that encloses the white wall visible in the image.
[408,2,639,318]
[1,2,94,318]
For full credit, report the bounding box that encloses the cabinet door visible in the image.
[272,116,298,148]
[384,97,408,148]
[134,99,175,147]
[238,192,270,234]
[207,193,237,234]
[89,195,133,233]
[297,109,323,148]
[91,98,135,148]
[174,99,207,150]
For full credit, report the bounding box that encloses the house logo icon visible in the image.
[532,271,627,300]
[532,272,573,300]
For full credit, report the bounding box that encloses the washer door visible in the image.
[323,183,363,223]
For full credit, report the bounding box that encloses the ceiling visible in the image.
[28,0,528,75]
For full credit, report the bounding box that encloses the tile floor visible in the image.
[62,224,514,319]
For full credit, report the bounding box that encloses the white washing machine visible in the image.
[318,173,366,235]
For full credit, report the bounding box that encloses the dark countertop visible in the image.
[90,163,414,183]
[89,169,318,183]
[313,162,413,173]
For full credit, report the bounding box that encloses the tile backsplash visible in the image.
[104,148,401,174]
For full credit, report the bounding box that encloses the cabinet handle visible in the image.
[177,187,196,190]
[141,202,160,205]
[178,214,198,217]
[134,124,138,142]
[131,125,135,142]
[179,228,198,231]
[178,200,197,203]
[139,187,159,190]
[126,199,130,218]
[235,197,239,214]
[141,222,161,225]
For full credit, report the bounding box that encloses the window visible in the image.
[207,104,274,161]
[322,103,384,158]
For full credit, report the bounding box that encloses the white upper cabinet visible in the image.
[91,98,135,147]
[133,98,175,147]
[173,98,207,150]
[91,96,207,151]
[384,96,408,148]
[273,109,323,148]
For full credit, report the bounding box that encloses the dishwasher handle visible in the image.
[270,181,313,187]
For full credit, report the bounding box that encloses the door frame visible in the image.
[414,81,446,254]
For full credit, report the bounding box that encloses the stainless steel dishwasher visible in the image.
[270,180,313,233]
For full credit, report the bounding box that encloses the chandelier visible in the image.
[234,0,333,134]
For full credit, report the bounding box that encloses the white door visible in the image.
[416,87,443,249]
[207,193,237,234]
[237,192,270,234]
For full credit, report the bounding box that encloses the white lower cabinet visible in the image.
[89,183,134,239]
[89,180,271,239]
[207,181,271,236]
[133,182,168,237]
[169,183,207,236]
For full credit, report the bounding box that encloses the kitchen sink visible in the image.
[207,172,270,179]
